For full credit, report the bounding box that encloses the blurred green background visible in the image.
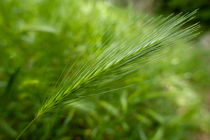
[0,0,210,139]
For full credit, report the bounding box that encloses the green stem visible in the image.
[16,116,39,140]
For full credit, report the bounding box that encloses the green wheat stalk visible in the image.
[16,11,199,139]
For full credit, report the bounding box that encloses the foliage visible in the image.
[0,0,209,140]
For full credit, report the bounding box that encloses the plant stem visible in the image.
[16,116,39,140]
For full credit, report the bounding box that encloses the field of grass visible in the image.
[0,0,210,140]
